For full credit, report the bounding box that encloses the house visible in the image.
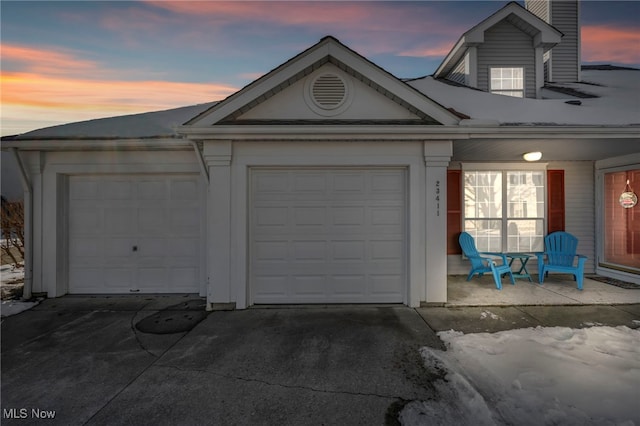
[2,0,638,309]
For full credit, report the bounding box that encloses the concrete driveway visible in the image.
[1,297,444,425]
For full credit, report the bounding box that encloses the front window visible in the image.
[464,169,544,253]
[490,67,524,98]
[602,169,640,272]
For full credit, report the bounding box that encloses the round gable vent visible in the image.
[311,73,347,109]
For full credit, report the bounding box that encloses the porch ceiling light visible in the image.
[523,151,542,162]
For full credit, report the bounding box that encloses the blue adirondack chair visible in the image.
[459,232,515,290]
[536,231,587,290]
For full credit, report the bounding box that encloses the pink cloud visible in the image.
[1,44,103,77]
[142,1,461,55]
[398,41,456,58]
[582,25,640,64]
[0,43,238,135]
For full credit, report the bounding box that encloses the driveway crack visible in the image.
[159,364,403,401]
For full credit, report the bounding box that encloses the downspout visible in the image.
[188,139,209,182]
[10,148,32,300]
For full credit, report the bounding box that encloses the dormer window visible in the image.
[490,67,524,98]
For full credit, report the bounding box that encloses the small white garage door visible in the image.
[68,175,202,294]
[251,168,406,304]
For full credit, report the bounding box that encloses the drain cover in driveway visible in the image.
[135,301,209,334]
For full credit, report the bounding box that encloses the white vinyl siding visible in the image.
[549,161,595,273]
[477,20,536,98]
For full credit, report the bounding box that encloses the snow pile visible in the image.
[402,326,640,426]
[1,298,40,318]
[1,263,24,284]
[0,264,39,318]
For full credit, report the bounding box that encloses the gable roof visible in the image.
[434,1,562,78]
[181,36,460,129]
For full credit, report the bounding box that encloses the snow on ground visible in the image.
[402,326,640,426]
[0,263,40,318]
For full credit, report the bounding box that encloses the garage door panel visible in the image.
[371,172,404,192]
[171,179,199,201]
[293,207,326,226]
[69,175,201,294]
[292,240,326,262]
[255,207,288,228]
[331,240,366,262]
[330,275,366,295]
[137,180,167,200]
[332,206,365,225]
[105,208,135,234]
[251,168,406,304]
[332,173,365,192]
[170,207,200,233]
[294,174,327,192]
[69,207,101,234]
[293,275,326,296]
[371,240,404,261]
[370,275,404,297]
[101,180,133,200]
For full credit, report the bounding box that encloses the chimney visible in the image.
[526,0,581,83]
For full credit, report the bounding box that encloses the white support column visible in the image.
[424,141,453,304]
[204,140,233,309]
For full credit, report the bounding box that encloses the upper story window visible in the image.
[490,67,524,98]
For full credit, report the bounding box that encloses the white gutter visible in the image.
[188,139,209,182]
[175,124,640,140]
[10,148,32,300]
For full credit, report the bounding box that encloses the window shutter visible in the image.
[447,170,462,254]
[547,169,565,233]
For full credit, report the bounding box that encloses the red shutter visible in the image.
[547,169,565,233]
[447,170,462,254]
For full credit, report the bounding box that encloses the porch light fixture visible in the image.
[523,151,542,162]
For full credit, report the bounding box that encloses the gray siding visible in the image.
[549,0,580,82]
[447,57,467,85]
[477,20,537,98]
[549,161,596,273]
[526,0,549,22]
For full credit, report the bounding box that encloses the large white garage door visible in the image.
[68,175,202,294]
[251,168,406,304]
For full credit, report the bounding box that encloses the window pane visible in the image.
[464,171,502,218]
[507,171,544,218]
[490,67,524,97]
[465,220,503,252]
[507,219,544,252]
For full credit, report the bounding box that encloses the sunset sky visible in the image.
[1,0,639,137]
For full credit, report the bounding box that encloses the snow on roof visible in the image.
[408,69,640,126]
[9,102,217,140]
[5,69,638,142]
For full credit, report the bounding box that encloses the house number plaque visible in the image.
[435,180,440,216]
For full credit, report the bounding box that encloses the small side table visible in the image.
[506,253,533,282]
